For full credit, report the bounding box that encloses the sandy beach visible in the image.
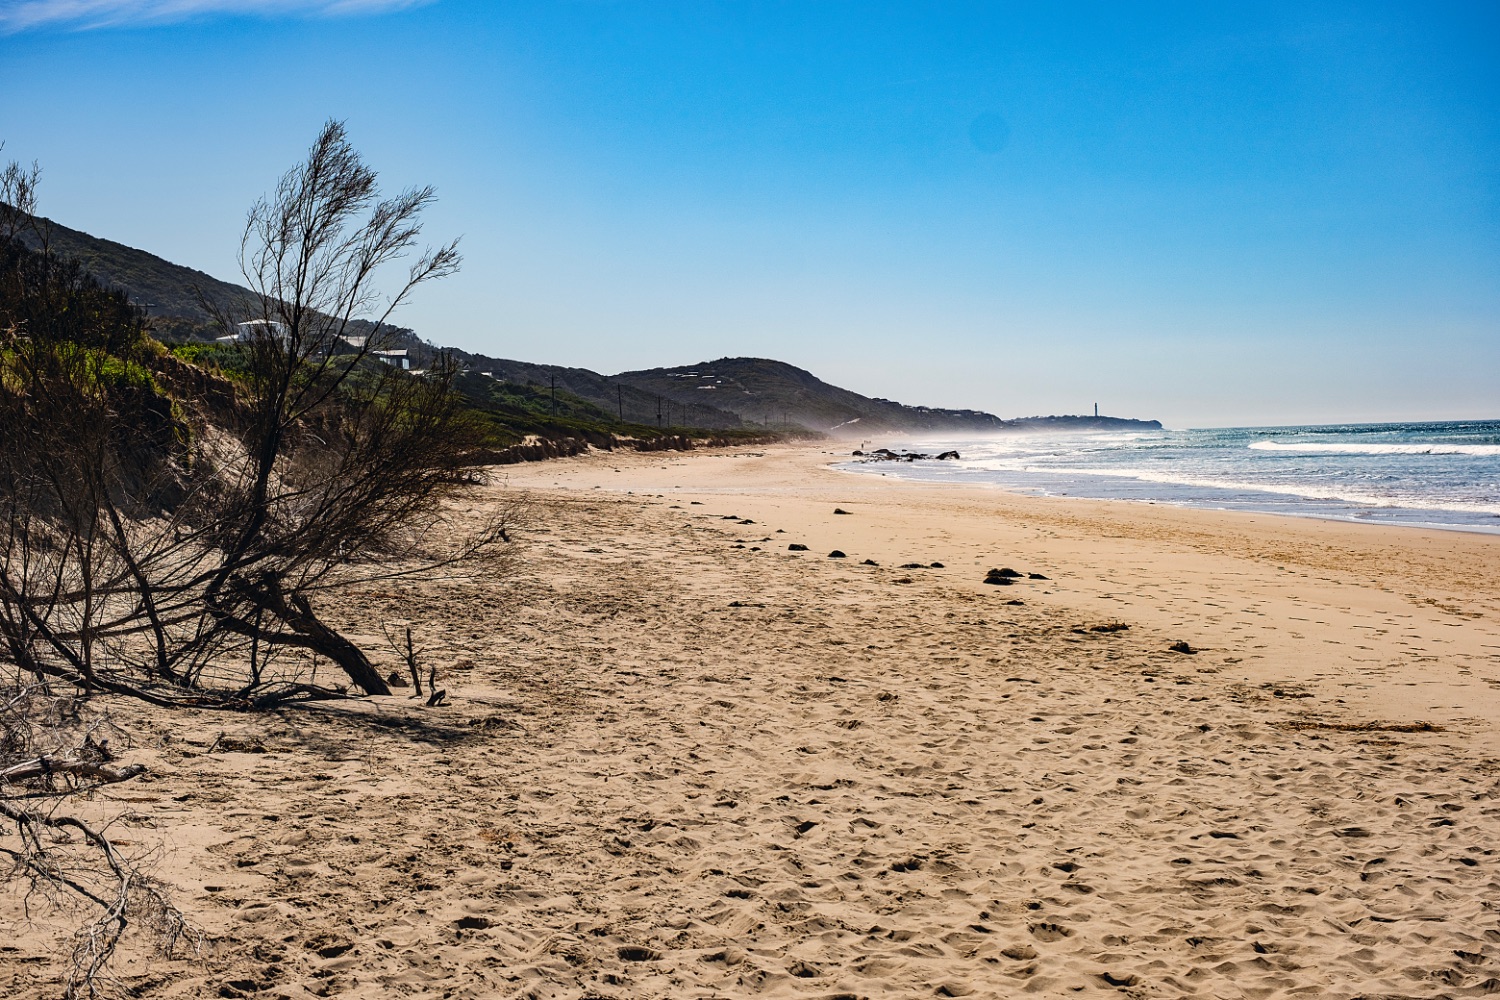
[7,443,1500,999]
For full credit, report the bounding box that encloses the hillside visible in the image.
[448,352,746,430]
[613,357,1019,435]
[17,217,1160,438]
[613,358,1162,436]
[10,213,419,346]
[14,214,255,333]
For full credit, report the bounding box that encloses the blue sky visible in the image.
[1,0,1496,426]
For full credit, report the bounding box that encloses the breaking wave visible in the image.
[1249,441,1500,457]
[837,418,1500,533]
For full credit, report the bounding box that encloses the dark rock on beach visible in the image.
[828,550,846,558]
[862,448,935,462]
[788,543,809,551]
[985,567,1027,586]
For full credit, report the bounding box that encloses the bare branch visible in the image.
[0,754,146,785]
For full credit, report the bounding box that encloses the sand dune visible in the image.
[6,445,1499,998]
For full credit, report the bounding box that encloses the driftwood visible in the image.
[0,755,146,786]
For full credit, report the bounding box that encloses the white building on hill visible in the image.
[217,319,288,343]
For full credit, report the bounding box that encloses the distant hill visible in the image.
[614,357,1009,434]
[447,354,1163,438]
[16,217,1161,437]
[446,352,747,430]
[612,357,1163,436]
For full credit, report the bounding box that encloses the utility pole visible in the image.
[618,385,624,423]
[550,375,557,415]
[656,395,662,428]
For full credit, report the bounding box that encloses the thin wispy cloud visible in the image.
[0,0,433,33]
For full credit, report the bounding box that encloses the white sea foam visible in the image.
[1041,465,1500,515]
[841,421,1500,529]
[1248,441,1500,457]
[842,458,1500,522]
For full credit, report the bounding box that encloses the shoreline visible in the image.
[831,452,1500,537]
[833,459,1500,537]
[830,419,1500,536]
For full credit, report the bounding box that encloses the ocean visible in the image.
[836,419,1500,534]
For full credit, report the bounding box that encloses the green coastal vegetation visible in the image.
[160,337,785,454]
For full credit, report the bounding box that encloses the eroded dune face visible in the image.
[7,446,1498,999]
